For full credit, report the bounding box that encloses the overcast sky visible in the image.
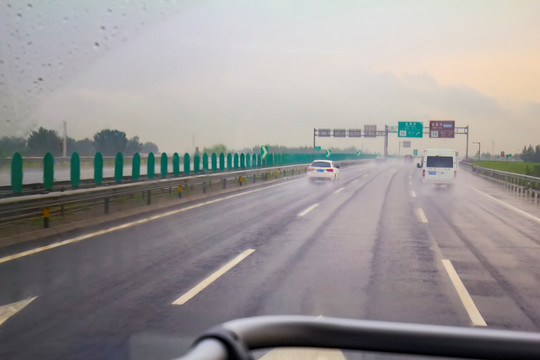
[1,0,539,156]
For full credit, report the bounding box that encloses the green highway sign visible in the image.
[260,145,269,160]
[398,121,423,138]
[356,150,362,156]
[325,149,332,158]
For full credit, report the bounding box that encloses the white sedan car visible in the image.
[307,160,340,183]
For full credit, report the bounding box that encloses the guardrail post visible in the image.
[203,182,207,193]
[147,190,151,205]
[178,185,183,198]
[104,197,110,214]
[43,207,50,228]
[238,176,243,186]
[222,178,227,189]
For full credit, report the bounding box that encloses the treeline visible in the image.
[0,127,159,157]
[521,145,540,163]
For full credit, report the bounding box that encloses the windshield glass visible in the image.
[1,2,540,360]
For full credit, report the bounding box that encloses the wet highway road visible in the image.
[1,161,539,359]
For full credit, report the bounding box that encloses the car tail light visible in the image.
[422,169,425,178]
[326,168,334,172]
[454,170,457,177]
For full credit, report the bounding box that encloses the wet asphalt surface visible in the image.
[1,161,539,359]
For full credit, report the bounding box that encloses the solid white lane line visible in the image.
[470,187,540,225]
[298,203,319,217]
[411,190,417,198]
[415,208,428,223]
[334,187,345,194]
[442,259,487,327]
[0,183,287,265]
[172,249,255,305]
[0,297,37,327]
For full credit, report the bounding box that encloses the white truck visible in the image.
[417,148,457,187]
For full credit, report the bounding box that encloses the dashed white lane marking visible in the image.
[411,190,417,198]
[442,259,487,327]
[0,183,287,265]
[0,297,37,327]
[470,187,540,225]
[409,179,412,185]
[298,203,319,217]
[415,208,428,223]
[172,249,255,305]
[334,187,345,194]
[351,179,359,184]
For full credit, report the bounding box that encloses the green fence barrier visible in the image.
[257,154,261,167]
[219,153,225,171]
[71,152,80,187]
[115,152,123,183]
[246,153,251,168]
[184,153,190,175]
[194,153,200,174]
[11,152,23,194]
[132,153,141,180]
[227,153,232,171]
[234,153,239,170]
[94,152,103,184]
[240,153,245,169]
[173,153,180,176]
[147,152,155,179]
[211,153,217,172]
[43,152,54,190]
[203,153,209,173]
[161,153,168,178]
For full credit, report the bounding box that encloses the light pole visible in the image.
[473,141,481,161]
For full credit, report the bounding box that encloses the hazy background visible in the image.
[1,0,539,156]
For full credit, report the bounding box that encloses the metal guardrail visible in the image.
[0,160,368,227]
[460,162,540,203]
[177,315,540,360]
